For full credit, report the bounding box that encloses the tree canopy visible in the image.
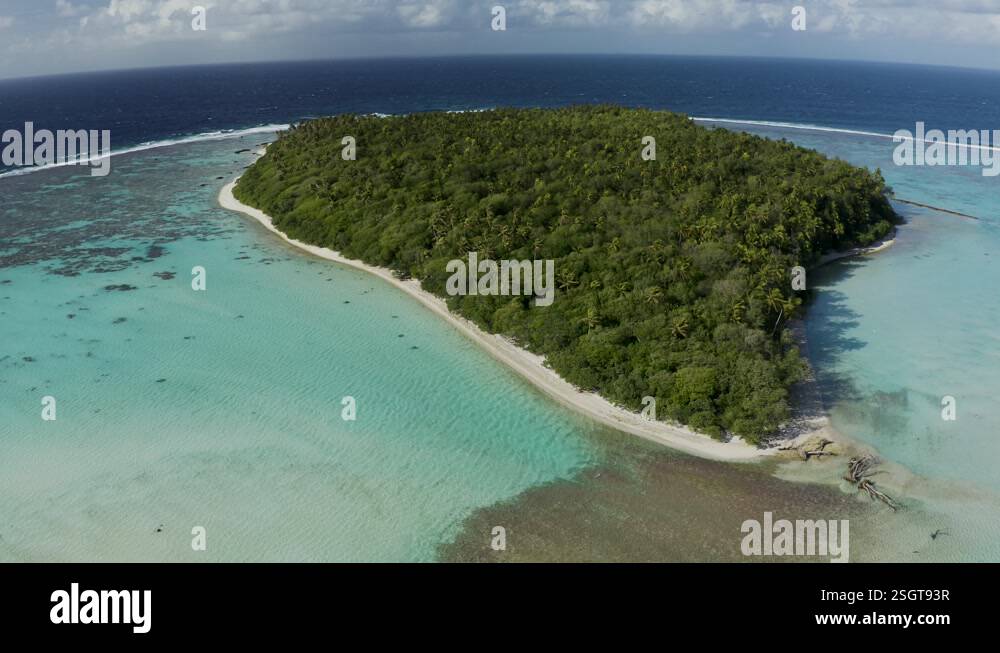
[234,106,896,443]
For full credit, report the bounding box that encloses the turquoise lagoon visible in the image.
[0,137,600,561]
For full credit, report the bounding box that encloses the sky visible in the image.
[2,0,1000,79]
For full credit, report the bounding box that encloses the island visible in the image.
[229,106,897,447]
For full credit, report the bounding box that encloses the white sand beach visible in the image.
[219,177,768,462]
[816,230,896,267]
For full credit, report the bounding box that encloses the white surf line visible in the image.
[0,124,289,180]
[693,117,1000,154]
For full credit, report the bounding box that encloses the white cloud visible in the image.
[515,0,612,27]
[5,0,1000,78]
[800,0,1000,43]
[41,0,1000,47]
[56,0,87,18]
[52,0,470,46]
[397,0,459,28]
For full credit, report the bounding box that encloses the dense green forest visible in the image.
[234,106,896,443]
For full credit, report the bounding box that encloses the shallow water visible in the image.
[0,138,602,561]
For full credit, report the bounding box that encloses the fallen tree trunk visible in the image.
[845,456,899,511]
[779,437,837,461]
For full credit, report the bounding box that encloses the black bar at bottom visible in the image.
[1,563,988,641]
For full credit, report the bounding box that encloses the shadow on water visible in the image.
[777,252,910,445]
[801,259,873,410]
[803,246,933,448]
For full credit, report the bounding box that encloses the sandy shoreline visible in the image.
[816,230,896,267]
[219,176,768,462]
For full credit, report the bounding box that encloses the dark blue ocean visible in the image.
[4,55,1000,162]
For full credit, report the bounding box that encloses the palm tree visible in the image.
[579,307,600,333]
[730,299,746,324]
[767,287,796,336]
[532,238,543,257]
[557,270,579,291]
[766,287,785,315]
[675,258,692,280]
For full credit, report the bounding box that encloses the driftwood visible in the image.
[846,456,878,481]
[802,439,836,460]
[779,438,836,461]
[844,456,899,511]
